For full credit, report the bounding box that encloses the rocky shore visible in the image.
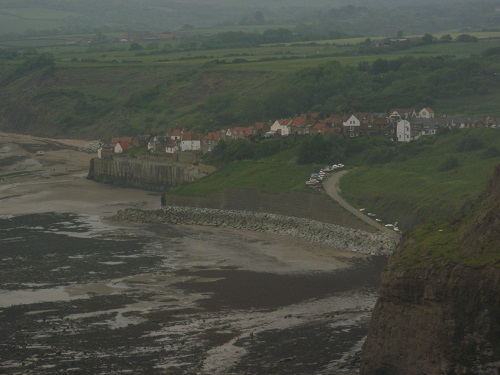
[113,206,398,256]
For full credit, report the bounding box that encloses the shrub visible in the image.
[480,146,500,159]
[457,136,484,152]
[439,155,459,171]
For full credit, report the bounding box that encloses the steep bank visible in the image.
[361,165,500,374]
[167,188,377,233]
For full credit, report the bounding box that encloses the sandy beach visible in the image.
[0,132,384,374]
[0,131,160,216]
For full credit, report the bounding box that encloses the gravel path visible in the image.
[323,170,401,240]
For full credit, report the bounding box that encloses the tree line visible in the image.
[198,50,500,126]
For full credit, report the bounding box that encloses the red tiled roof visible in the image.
[171,129,182,137]
[203,132,220,141]
[229,127,252,136]
[276,118,292,126]
[182,131,200,141]
[291,116,307,127]
[312,123,326,130]
[111,137,133,151]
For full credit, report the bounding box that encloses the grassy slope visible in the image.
[172,144,321,196]
[0,65,280,138]
[1,35,500,137]
[173,130,500,239]
[339,129,500,229]
[389,165,500,269]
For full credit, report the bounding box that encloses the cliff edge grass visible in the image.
[388,163,500,270]
[361,164,500,374]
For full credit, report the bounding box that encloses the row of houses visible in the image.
[97,108,498,158]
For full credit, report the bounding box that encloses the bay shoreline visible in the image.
[0,132,391,373]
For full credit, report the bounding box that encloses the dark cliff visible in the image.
[361,164,500,375]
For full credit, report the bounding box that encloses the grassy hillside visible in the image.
[339,129,500,230]
[172,141,319,196]
[169,129,500,237]
[1,35,500,138]
[389,163,500,269]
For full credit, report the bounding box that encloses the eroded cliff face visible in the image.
[361,165,500,375]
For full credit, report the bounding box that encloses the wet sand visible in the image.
[0,133,380,374]
[0,131,160,217]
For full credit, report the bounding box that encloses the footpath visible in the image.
[323,170,401,240]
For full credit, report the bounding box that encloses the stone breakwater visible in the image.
[114,207,398,256]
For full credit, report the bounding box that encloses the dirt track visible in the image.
[323,170,401,239]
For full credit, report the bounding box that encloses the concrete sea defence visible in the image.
[113,206,398,256]
[88,157,206,190]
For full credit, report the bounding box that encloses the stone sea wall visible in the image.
[88,157,204,190]
[113,206,398,256]
[166,189,377,232]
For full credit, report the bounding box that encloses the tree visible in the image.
[94,31,108,44]
[362,37,372,46]
[439,34,453,42]
[422,33,433,44]
[456,34,478,43]
[129,42,143,51]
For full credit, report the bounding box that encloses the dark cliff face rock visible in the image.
[361,165,500,375]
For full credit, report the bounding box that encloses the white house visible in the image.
[396,119,420,142]
[180,131,201,151]
[270,119,292,136]
[147,140,159,152]
[343,114,361,137]
[166,141,180,154]
[170,129,182,141]
[419,107,435,119]
[114,142,124,153]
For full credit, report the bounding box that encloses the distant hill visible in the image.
[0,0,499,37]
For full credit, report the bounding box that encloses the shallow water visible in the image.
[0,213,385,374]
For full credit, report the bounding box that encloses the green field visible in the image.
[172,142,321,196]
[167,129,500,242]
[3,29,500,68]
[0,7,78,34]
[339,129,500,230]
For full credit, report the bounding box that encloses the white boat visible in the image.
[306,179,320,185]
